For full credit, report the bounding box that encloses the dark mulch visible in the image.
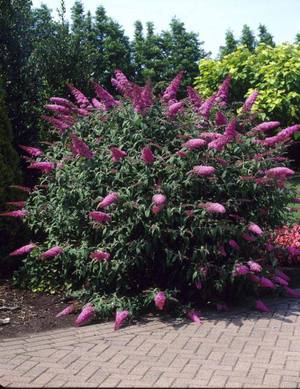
[0,280,74,338]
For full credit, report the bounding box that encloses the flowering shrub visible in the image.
[273,224,300,264]
[7,70,300,326]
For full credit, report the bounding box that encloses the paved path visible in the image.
[1,296,300,388]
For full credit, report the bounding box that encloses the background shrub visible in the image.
[13,72,297,319]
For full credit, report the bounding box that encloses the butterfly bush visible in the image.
[11,69,300,326]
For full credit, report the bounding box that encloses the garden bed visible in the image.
[0,280,74,338]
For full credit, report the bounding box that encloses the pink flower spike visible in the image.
[67,83,90,108]
[276,270,290,282]
[162,71,184,103]
[215,111,228,126]
[90,251,110,262]
[190,165,215,177]
[183,138,206,150]
[89,211,111,223]
[242,233,256,242]
[110,147,127,162]
[154,291,166,310]
[152,205,163,214]
[44,104,71,114]
[41,246,63,259]
[259,276,275,289]
[152,194,167,206]
[195,280,202,290]
[242,90,259,112]
[167,101,184,117]
[187,310,202,324]
[199,95,216,119]
[202,202,226,214]
[93,81,119,110]
[255,299,270,313]
[176,150,187,158]
[97,192,119,209]
[114,310,129,330]
[248,222,263,236]
[234,264,249,276]
[56,304,75,318]
[71,133,94,159]
[229,240,240,250]
[247,260,262,273]
[6,201,26,208]
[187,86,202,109]
[273,276,289,287]
[9,243,36,256]
[18,145,43,157]
[75,303,95,326]
[284,286,300,298]
[252,121,280,132]
[49,97,73,109]
[28,162,55,173]
[141,147,155,164]
[0,210,28,218]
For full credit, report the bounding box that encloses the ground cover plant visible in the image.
[3,71,300,329]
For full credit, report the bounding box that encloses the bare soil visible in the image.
[0,280,74,338]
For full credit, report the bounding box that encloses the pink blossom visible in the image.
[187,86,202,109]
[229,240,240,250]
[56,304,75,318]
[167,101,184,117]
[265,243,274,252]
[89,211,111,223]
[190,165,215,177]
[0,209,28,218]
[110,147,127,162]
[97,192,119,209]
[9,243,36,256]
[234,264,249,276]
[90,250,111,262]
[202,202,226,214]
[18,145,43,157]
[152,194,167,206]
[265,167,295,179]
[247,260,262,273]
[276,270,290,282]
[141,147,155,164]
[199,132,222,140]
[111,69,132,96]
[187,310,202,324]
[75,303,95,326]
[154,291,166,310]
[259,276,275,289]
[215,111,228,126]
[292,198,300,204]
[273,276,288,287]
[284,286,300,298]
[252,121,280,132]
[259,124,300,146]
[176,150,187,158]
[255,299,270,313]
[162,71,184,103]
[242,90,259,112]
[242,233,256,242]
[183,138,206,150]
[67,83,90,107]
[248,222,263,236]
[199,95,216,119]
[114,310,129,330]
[28,162,55,172]
[195,280,202,289]
[41,246,63,259]
[50,97,74,109]
[93,81,119,110]
[56,114,75,126]
[41,115,71,133]
[91,98,105,110]
[219,245,227,256]
[44,104,71,115]
[71,133,93,159]
[10,185,31,193]
[6,201,26,208]
[152,205,163,214]
[208,119,237,151]
[216,75,231,104]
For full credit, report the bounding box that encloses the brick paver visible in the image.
[1,295,300,387]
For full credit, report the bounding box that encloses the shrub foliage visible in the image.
[11,71,298,322]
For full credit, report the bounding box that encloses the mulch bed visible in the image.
[0,280,74,338]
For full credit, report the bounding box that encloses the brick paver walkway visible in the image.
[1,295,300,388]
